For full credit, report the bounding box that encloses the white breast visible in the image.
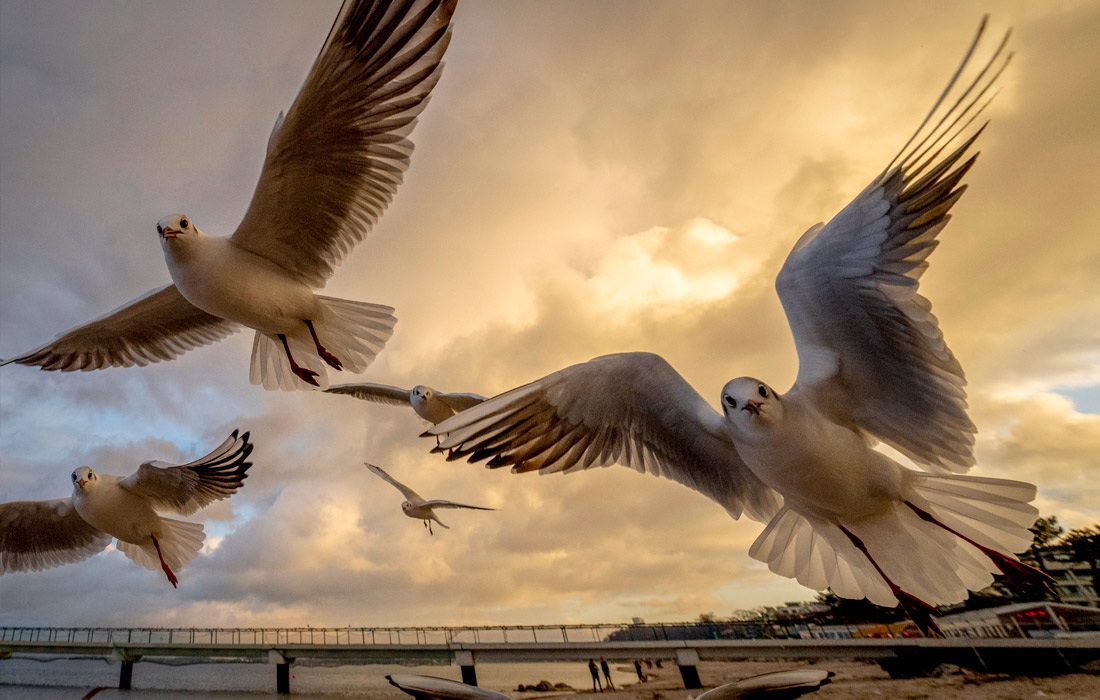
[72,477,161,545]
[164,235,320,334]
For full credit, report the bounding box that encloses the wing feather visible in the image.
[326,382,412,406]
[426,352,781,523]
[0,499,111,574]
[229,0,457,286]
[2,285,238,372]
[436,393,487,412]
[421,500,495,511]
[119,431,253,516]
[775,22,1011,473]
[365,462,423,502]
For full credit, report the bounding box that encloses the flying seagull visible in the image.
[425,19,1047,633]
[365,462,494,535]
[327,383,485,424]
[0,431,252,587]
[1,0,457,390]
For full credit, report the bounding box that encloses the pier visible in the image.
[2,623,1098,694]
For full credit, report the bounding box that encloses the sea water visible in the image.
[0,657,626,699]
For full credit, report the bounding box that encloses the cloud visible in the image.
[2,1,1098,628]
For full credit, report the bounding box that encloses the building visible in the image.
[938,602,1100,638]
[1020,547,1098,606]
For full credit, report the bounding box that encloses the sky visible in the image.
[1,0,1098,629]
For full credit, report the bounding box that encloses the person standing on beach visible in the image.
[588,659,603,692]
[634,659,645,682]
[600,657,615,691]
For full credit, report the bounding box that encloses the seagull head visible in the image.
[412,385,433,402]
[156,214,199,243]
[401,501,413,512]
[71,466,98,492]
[720,377,782,432]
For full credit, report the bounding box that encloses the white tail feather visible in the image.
[248,298,397,391]
[749,471,1037,607]
[116,519,205,574]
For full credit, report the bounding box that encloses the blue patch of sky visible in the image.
[1054,384,1100,415]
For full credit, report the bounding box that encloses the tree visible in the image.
[1062,525,1100,571]
[1029,515,1064,550]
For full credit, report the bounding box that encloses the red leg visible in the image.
[151,535,178,589]
[905,502,1055,593]
[278,334,320,386]
[305,320,342,371]
[839,525,942,637]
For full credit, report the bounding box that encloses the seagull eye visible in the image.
[758,385,768,398]
[723,395,736,409]
[157,224,163,235]
[179,218,189,229]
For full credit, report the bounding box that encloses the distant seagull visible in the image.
[327,383,485,424]
[691,669,835,700]
[388,674,512,700]
[0,431,252,587]
[365,463,494,535]
[427,19,1047,633]
[1,0,457,390]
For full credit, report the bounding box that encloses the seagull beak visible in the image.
[161,228,180,239]
[78,478,87,488]
[742,401,761,416]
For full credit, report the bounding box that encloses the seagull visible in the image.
[425,19,1048,633]
[365,462,494,535]
[0,431,252,587]
[327,383,485,424]
[1,0,457,390]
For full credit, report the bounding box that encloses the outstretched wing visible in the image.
[0,498,112,574]
[365,462,423,502]
[776,20,1012,474]
[426,352,781,523]
[1,285,238,372]
[436,393,486,412]
[229,0,457,287]
[421,500,495,511]
[326,382,412,406]
[119,430,253,516]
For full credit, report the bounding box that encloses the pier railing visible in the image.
[0,621,764,647]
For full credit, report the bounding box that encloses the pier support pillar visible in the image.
[119,660,134,690]
[269,650,292,694]
[455,650,477,686]
[676,648,702,690]
[277,663,291,694]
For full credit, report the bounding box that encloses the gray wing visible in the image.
[775,21,1011,474]
[118,431,253,516]
[326,382,412,406]
[436,393,487,412]
[1,284,238,372]
[0,499,112,574]
[365,462,423,502]
[421,500,495,511]
[425,352,781,523]
[229,0,457,287]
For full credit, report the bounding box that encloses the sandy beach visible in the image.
[538,660,1100,700]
